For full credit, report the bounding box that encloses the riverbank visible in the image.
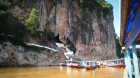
[0,42,66,67]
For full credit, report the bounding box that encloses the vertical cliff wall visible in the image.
[1,0,117,63]
[44,0,117,60]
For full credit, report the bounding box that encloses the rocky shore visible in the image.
[0,42,66,67]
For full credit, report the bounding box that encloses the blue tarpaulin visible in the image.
[123,0,139,45]
[123,37,128,44]
[125,8,140,49]
[125,0,137,34]
[130,0,137,10]
[125,19,133,34]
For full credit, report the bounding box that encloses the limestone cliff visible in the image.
[43,0,116,60]
[0,0,117,66]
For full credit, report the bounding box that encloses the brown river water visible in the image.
[0,66,124,78]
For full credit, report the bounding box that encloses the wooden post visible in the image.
[126,49,132,78]
[124,52,129,78]
[132,43,140,78]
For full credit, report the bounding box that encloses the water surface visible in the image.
[0,66,124,78]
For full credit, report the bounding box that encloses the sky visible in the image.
[105,0,120,37]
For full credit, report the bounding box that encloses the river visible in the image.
[0,66,124,78]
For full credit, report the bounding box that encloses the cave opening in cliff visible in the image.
[54,34,76,54]
[54,34,63,43]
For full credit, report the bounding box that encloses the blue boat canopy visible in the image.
[121,0,140,48]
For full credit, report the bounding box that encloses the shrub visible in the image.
[24,8,39,35]
[78,0,112,17]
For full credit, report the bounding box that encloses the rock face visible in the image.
[43,0,116,60]
[0,0,117,66]
[0,42,66,67]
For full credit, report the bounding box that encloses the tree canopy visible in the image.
[115,34,123,58]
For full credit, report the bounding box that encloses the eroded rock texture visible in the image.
[0,0,117,66]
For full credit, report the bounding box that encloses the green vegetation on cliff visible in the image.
[79,0,113,20]
[0,0,25,44]
[115,34,123,58]
[79,0,112,11]
[24,8,39,35]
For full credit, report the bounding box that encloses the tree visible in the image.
[115,34,123,58]
[24,8,39,35]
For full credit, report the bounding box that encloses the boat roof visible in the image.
[105,59,124,62]
[120,0,140,52]
[86,61,96,62]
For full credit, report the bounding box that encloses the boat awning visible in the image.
[120,0,140,50]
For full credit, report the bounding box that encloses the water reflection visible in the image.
[0,66,124,78]
[80,68,86,74]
